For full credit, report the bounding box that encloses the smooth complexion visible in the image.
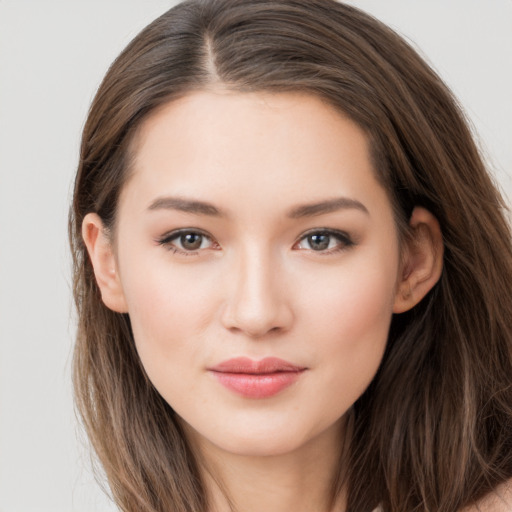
[83,91,443,512]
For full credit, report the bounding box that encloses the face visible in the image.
[109,91,403,457]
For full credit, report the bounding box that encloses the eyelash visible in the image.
[293,228,355,255]
[157,229,219,256]
[156,228,354,256]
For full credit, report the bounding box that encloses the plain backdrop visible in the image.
[0,1,510,511]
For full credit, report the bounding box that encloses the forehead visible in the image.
[121,90,390,219]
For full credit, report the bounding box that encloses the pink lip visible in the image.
[208,357,306,399]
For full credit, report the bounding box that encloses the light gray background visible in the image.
[0,1,510,511]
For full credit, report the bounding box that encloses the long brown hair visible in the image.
[69,1,512,510]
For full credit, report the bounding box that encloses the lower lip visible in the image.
[211,371,304,399]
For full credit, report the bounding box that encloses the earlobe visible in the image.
[393,207,444,314]
[82,213,128,313]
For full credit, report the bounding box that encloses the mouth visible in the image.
[208,357,307,399]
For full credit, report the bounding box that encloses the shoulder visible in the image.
[461,479,512,512]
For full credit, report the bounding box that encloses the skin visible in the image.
[84,91,444,512]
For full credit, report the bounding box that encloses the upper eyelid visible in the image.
[158,228,213,242]
[296,227,352,241]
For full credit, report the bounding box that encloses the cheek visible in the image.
[301,253,397,338]
[119,256,218,376]
[337,269,394,340]
[298,252,398,392]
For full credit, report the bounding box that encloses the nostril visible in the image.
[221,305,294,339]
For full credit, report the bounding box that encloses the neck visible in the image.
[188,418,349,512]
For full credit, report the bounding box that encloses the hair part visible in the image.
[70,1,512,511]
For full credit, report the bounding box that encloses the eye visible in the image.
[157,229,218,255]
[294,229,354,253]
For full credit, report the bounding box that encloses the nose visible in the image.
[220,246,294,338]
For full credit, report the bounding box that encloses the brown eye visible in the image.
[180,232,204,250]
[158,229,217,254]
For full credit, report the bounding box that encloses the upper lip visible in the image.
[209,357,306,374]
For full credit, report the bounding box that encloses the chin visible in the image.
[190,414,344,460]
[212,431,310,458]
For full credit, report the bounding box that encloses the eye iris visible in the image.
[180,233,203,250]
[308,233,330,251]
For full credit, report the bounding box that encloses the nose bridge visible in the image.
[221,241,293,337]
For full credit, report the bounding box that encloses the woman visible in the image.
[69,1,512,511]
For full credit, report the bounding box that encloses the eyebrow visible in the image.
[147,195,369,218]
[287,197,369,218]
[147,196,224,216]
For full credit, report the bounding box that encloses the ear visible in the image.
[82,213,128,313]
[393,207,444,314]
